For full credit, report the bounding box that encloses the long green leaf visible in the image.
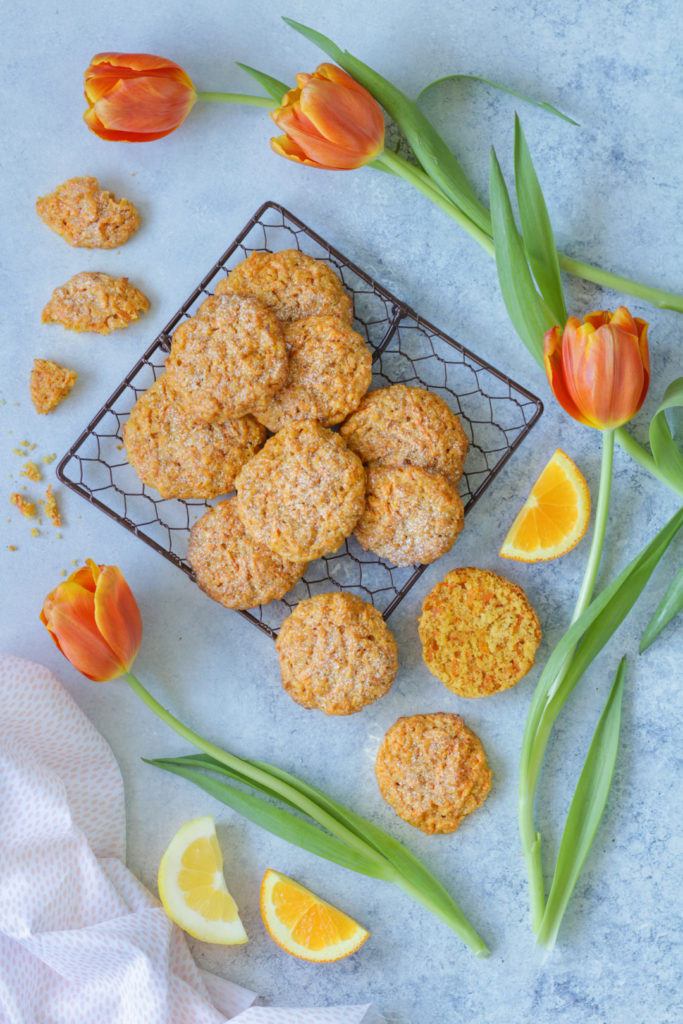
[536,658,626,948]
[649,377,683,489]
[146,758,391,879]
[489,147,557,366]
[521,506,683,793]
[236,62,291,103]
[513,115,567,324]
[639,563,683,652]
[282,18,491,235]
[416,73,578,125]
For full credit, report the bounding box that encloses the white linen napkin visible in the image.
[0,655,385,1024]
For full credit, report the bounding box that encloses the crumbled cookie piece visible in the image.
[36,176,140,248]
[21,461,41,482]
[42,272,149,334]
[10,494,36,519]
[30,359,78,414]
[44,485,61,527]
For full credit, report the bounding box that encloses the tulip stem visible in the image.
[195,91,275,108]
[372,152,683,315]
[519,427,615,934]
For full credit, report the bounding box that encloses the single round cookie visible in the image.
[340,384,469,487]
[276,592,398,715]
[354,465,464,567]
[235,421,365,562]
[254,315,372,431]
[122,374,266,499]
[165,294,288,423]
[41,272,149,334]
[375,713,492,834]
[36,176,140,249]
[418,568,542,697]
[215,249,353,325]
[187,498,307,610]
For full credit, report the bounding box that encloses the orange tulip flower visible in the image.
[271,63,385,169]
[40,560,142,681]
[543,306,650,430]
[84,53,197,142]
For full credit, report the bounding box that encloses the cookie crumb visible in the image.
[43,453,57,464]
[30,358,78,414]
[45,485,61,527]
[30,527,40,537]
[8,545,17,551]
[21,461,41,482]
[10,493,36,519]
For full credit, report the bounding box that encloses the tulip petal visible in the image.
[41,581,125,681]
[93,565,142,671]
[90,77,196,134]
[544,325,592,426]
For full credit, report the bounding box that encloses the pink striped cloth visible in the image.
[0,655,385,1024]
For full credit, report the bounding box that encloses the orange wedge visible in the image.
[260,869,369,962]
[499,448,590,562]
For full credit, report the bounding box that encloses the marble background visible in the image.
[1,1,682,1021]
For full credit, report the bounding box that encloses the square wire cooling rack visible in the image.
[57,201,543,639]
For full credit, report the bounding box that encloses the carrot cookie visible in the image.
[187,498,307,610]
[30,358,78,413]
[340,384,469,487]
[36,176,140,248]
[165,294,287,423]
[375,712,492,834]
[235,421,365,563]
[418,567,542,697]
[276,592,398,715]
[254,315,372,431]
[216,249,353,324]
[354,464,464,567]
[122,374,266,499]
[42,272,149,334]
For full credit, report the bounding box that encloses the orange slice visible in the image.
[499,448,590,562]
[260,869,369,962]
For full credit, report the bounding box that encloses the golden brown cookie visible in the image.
[122,374,266,499]
[41,272,149,334]
[418,567,542,697]
[235,421,365,563]
[354,464,464,567]
[216,249,353,324]
[30,358,78,413]
[188,498,307,610]
[276,592,398,715]
[340,384,469,487]
[254,315,372,431]
[375,712,492,834]
[35,176,140,248]
[165,294,287,424]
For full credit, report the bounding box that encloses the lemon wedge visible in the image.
[158,815,248,944]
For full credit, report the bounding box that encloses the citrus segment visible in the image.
[260,869,369,962]
[158,816,248,944]
[499,448,590,562]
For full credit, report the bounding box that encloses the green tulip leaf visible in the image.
[489,147,556,367]
[639,563,683,653]
[513,115,567,324]
[416,73,579,126]
[536,658,626,949]
[282,17,492,235]
[236,62,291,103]
[649,377,683,488]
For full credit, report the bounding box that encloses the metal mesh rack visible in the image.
[57,201,543,639]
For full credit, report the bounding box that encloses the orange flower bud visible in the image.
[271,63,385,170]
[543,306,650,430]
[84,53,197,142]
[40,560,142,681]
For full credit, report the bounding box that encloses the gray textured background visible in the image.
[1,1,682,1021]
